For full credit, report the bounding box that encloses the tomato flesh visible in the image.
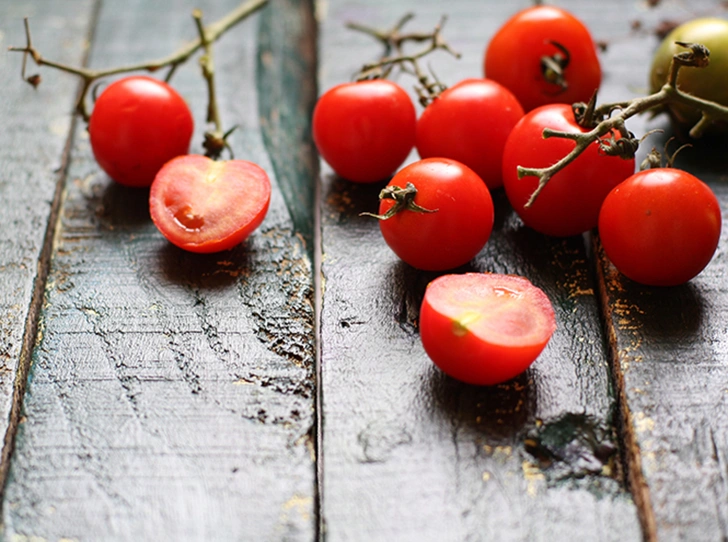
[420,273,556,385]
[598,168,721,286]
[89,76,194,187]
[149,155,271,253]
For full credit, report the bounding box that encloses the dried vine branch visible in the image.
[520,42,728,207]
[347,14,461,105]
[8,0,268,121]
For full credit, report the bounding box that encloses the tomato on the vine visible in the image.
[650,18,728,134]
[416,78,524,190]
[312,80,416,183]
[484,5,601,112]
[89,76,194,188]
[502,103,635,237]
[375,158,494,271]
[598,168,721,286]
[149,155,271,254]
[420,273,556,386]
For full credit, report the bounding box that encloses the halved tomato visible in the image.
[419,273,556,385]
[149,155,271,253]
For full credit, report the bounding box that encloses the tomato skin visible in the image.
[149,155,271,253]
[377,158,494,271]
[598,168,721,286]
[89,76,194,187]
[484,6,601,112]
[649,18,728,134]
[416,78,524,190]
[312,80,416,183]
[420,273,556,386]
[502,104,635,237]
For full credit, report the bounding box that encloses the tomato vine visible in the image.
[8,0,267,158]
[520,41,728,207]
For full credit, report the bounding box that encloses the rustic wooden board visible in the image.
[316,1,659,540]
[589,2,728,541]
[2,0,317,540]
[0,0,95,493]
[258,0,318,253]
[597,127,728,539]
[3,0,728,540]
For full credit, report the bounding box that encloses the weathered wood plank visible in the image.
[585,2,728,540]
[318,1,650,540]
[258,0,318,253]
[0,0,95,488]
[2,0,317,540]
[597,106,728,540]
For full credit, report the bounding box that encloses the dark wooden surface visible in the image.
[1,0,727,541]
[1,0,316,540]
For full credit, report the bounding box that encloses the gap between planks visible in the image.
[591,233,657,542]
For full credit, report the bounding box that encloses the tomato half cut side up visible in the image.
[149,155,271,253]
[419,273,556,386]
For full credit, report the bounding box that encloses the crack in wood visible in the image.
[593,236,658,542]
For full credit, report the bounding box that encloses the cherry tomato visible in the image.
[420,273,556,386]
[89,76,194,187]
[312,80,416,183]
[484,5,601,112]
[598,168,721,286]
[416,78,524,190]
[149,155,271,253]
[502,104,635,237]
[649,18,728,134]
[376,158,494,271]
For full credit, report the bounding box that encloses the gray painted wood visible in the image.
[1,0,316,540]
[591,2,728,540]
[3,0,728,540]
[0,0,95,490]
[317,1,659,540]
[597,133,728,541]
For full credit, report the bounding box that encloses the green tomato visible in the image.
[649,18,728,134]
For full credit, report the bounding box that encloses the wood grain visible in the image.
[1,0,316,540]
[597,137,728,542]
[258,0,318,254]
[3,0,728,539]
[0,0,95,495]
[316,1,661,540]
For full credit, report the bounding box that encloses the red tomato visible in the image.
[89,76,194,187]
[149,155,271,253]
[312,80,416,183]
[484,5,601,112]
[502,104,635,237]
[376,158,494,271]
[420,273,556,386]
[416,78,524,190]
[598,168,721,286]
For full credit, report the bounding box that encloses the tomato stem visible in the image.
[192,9,234,160]
[540,40,571,93]
[8,0,268,121]
[520,41,728,208]
[361,182,438,220]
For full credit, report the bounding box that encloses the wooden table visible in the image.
[1,0,726,540]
